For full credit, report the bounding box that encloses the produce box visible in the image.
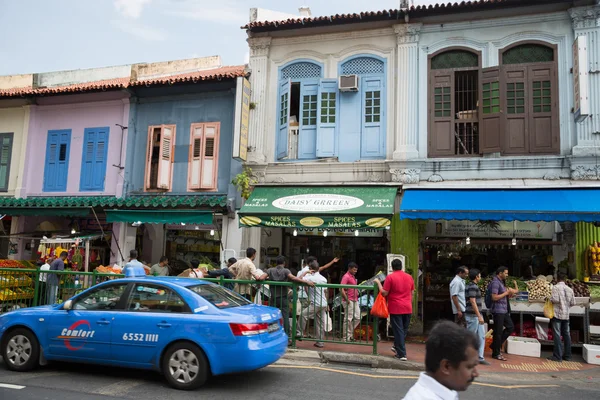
[569,305,587,314]
[590,301,600,311]
[506,336,541,358]
[590,326,600,335]
[575,297,590,305]
[583,344,600,365]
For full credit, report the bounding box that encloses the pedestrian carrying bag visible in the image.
[370,293,389,319]
[543,299,554,319]
[484,282,493,309]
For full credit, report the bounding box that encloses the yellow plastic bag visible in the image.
[543,299,554,319]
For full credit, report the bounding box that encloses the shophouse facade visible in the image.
[240,1,600,318]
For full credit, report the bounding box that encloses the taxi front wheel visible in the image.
[162,342,208,390]
[2,328,40,372]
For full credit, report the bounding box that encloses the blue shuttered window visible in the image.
[316,80,337,157]
[0,133,13,192]
[43,130,71,192]
[80,127,109,191]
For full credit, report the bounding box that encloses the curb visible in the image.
[282,349,424,372]
[320,351,424,371]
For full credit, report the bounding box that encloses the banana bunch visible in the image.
[588,242,600,275]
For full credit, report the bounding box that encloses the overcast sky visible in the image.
[0,0,442,76]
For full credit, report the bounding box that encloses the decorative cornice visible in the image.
[569,6,600,30]
[394,23,423,45]
[268,28,395,47]
[390,168,421,184]
[248,37,272,57]
[420,12,568,34]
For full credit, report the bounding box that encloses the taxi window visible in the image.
[74,284,128,311]
[127,284,189,313]
[188,284,250,309]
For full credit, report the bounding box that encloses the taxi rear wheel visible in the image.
[2,328,40,372]
[162,342,208,390]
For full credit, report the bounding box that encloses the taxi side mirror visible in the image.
[63,300,73,311]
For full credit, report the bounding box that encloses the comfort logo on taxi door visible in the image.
[57,320,96,351]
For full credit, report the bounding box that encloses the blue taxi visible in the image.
[0,268,287,390]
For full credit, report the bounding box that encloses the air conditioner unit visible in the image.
[339,75,359,92]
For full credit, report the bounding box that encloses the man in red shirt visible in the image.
[375,259,414,361]
[341,263,361,341]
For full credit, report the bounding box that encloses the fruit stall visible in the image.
[479,274,598,355]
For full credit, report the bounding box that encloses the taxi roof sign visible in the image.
[124,265,147,278]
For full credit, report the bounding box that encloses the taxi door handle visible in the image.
[96,320,111,325]
[157,322,172,328]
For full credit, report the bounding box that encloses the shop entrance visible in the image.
[282,228,389,283]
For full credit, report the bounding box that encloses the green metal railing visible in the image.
[203,276,380,354]
[0,268,380,354]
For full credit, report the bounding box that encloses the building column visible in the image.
[246,37,272,164]
[570,5,600,157]
[393,24,422,161]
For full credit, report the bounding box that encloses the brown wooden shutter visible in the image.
[502,66,528,155]
[528,64,558,154]
[199,122,220,190]
[157,125,175,190]
[428,69,454,157]
[479,67,503,154]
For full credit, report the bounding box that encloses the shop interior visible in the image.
[271,228,390,283]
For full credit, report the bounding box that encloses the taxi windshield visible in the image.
[187,284,251,309]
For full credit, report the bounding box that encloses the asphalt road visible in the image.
[1,357,599,400]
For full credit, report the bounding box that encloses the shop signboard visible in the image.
[425,220,555,239]
[239,186,397,229]
[288,227,383,237]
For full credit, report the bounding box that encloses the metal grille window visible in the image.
[503,44,554,65]
[533,81,551,113]
[280,92,289,125]
[434,87,451,117]
[507,82,525,114]
[341,57,384,75]
[365,91,381,123]
[321,92,336,123]
[431,50,478,70]
[281,62,321,80]
[302,94,317,126]
[482,82,500,114]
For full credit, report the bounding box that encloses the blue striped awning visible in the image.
[399,189,600,222]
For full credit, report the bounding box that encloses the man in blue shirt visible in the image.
[124,250,145,276]
[46,252,67,305]
[490,266,518,361]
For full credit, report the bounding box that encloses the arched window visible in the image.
[341,57,384,75]
[502,44,554,65]
[428,49,480,157]
[280,62,322,80]
[431,50,478,70]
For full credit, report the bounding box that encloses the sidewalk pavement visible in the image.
[285,339,600,374]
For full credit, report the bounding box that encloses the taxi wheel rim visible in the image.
[169,349,199,384]
[6,335,32,366]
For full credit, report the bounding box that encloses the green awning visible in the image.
[0,195,227,209]
[0,208,90,217]
[105,210,213,225]
[239,186,397,229]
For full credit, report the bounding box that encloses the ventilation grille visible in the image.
[281,62,321,80]
[341,57,384,75]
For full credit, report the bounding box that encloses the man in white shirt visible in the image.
[299,261,329,348]
[403,320,480,400]
[450,266,468,327]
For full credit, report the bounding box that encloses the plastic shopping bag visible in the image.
[370,293,390,319]
[543,299,554,319]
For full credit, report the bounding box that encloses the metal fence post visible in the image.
[219,275,224,287]
[32,268,40,307]
[291,282,298,348]
[92,270,97,286]
[372,282,379,355]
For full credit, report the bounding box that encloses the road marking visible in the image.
[92,379,145,396]
[267,365,560,389]
[0,383,25,389]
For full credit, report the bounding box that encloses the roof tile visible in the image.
[130,65,247,87]
[243,0,544,31]
[0,77,129,99]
